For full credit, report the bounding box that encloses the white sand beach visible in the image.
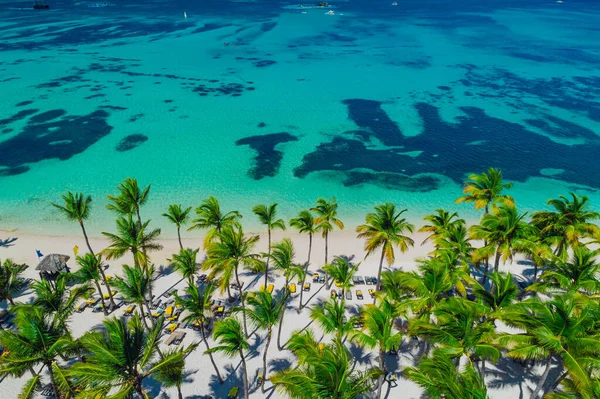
[0,228,540,399]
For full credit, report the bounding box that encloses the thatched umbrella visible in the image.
[36,254,70,281]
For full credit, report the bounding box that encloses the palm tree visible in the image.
[203,224,262,337]
[310,298,355,343]
[267,238,305,349]
[0,259,28,306]
[188,196,242,247]
[323,256,359,294]
[473,271,519,316]
[174,282,224,383]
[470,205,535,286]
[410,297,499,377]
[72,253,111,315]
[271,330,380,398]
[289,209,317,310]
[350,298,404,399]
[356,202,414,301]
[69,314,194,397]
[0,307,78,399]
[101,215,163,267]
[311,197,344,266]
[163,204,192,249]
[529,246,600,295]
[455,167,514,215]
[152,346,197,399]
[170,247,200,286]
[419,208,465,247]
[531,193,600,258]
[241,290,283,393]
[499,295,600,399]
[52,191,115,303]
[106,177,151,224]
[405,352,489,399]
[113,264,155,329]
[253,202,286,287]
[207,317,250,399]
[26,274,92,328]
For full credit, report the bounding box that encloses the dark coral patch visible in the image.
[341,99,403,146]
[0,109,39,127]
[257,122,267,128]
[28,109,67,124]
[0,110,113,176]
[236,133,298,180]
[15,100,34,107]
[253,60,276,68]
[116,134,148,152]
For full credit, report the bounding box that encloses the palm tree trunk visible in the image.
[530,356,553,399]
[239,349,249,399]
[324,230,329,264]
[374,246,386,304]
[277,285,289,350]
[376,348,385,399]
[550,371,568,392]
[177,384,183,399]
[481,359,486,378]
[46,361,60,399]
[299,234,312,310]
[79,220,94,254]
[94,279,108,316]
[493,249,501,273]
[139,303,151,330]
[177,226,183,250]
[97,263,117,309]
[261,328,272,393]
[201,324,224,384]
[143,298,156,329]
[235,266,249,337]
[264,228,271,287]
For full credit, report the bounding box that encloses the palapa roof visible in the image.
[36,254,70,274]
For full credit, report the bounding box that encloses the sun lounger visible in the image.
[165,323,179,333]
[303,283,311,292]
[227,386,239,399]
[318,275,325,284]
[335,280,342,288]
[165,306,174,317]
[92,303,105,313]
[152,309,164,318]
[41,384,54,396]
[165,330,186,346]
[289,283,296,293]
[215,306,225,316]
[103,290,117,300]
[85,296,100,306]
[356,290,363,300]
[267,284,274,294]
[337,291,343,299]
[345,291,352,300]
[330,289,337,299]
[75,302,88,313]
[123,304,136,315]
[368,289,376,298]
[312,273,319,283]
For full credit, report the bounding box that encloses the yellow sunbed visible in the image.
[152,309,164,318]
[166,323,179,333]
[335,281,342,288]
[103,291,117,300]
[165,306,174,317]
[260,284,266,292]
[267,284,274,294]
[123,305,135,314]
[289,283,296,293]
[304,283,311,291]
[167,314,179,322]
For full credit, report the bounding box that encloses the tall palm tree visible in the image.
[310,298,355,343]
[170,247,200,286]
[101,215,163,267]
[52,191,115,303]
[203,225,262,337]
[419,208,465,247]
[152,345,197,399]
[163,204,192,249]
[455,168,514,215]
[174,282,224,384]
[531,193,600,258]
[350,298,404,399]
[323,256,359,294]
[473,271,519,316]
[311,197,344,266]
[410,297,499,377]
[405,352,490,399]
[26,274,92,328]
[106,177,151,224]
[0,259,28,306]
[529,246,600,295]
[470,205,535,286]
[0,307,78,399]
[271,330,380,398]
[72,253,111,315]
[241,290,283,393]
[113,264,155,329]
[499,295,600,399]
[289,209,317,310]
[188,196,242,247]
[267,238,304,349]
[356,202,414,301]
[253,202,286,287]
[207,317,250,399]
[69,314,194,397]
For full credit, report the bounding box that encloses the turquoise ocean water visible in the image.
[0,0,599,236]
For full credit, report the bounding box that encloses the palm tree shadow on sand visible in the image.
[0,237,17,248]
[486,356,562,399]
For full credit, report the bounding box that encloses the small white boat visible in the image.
[392,1,398,5]
[556,0,563,3]
[184,11,187,18]
[326,9,334,15]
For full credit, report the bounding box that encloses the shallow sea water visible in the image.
[0,0,599,236]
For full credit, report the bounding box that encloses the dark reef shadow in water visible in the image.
[116,134,148,152]
[294,100,600,190]
[0,110,113,176]
[236,132,298,180]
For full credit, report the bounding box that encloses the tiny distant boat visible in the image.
[33,0,49,9]
[184,11,187,18]
[326,9,334,15]
[556,0,563,3]
[392,1,398,5]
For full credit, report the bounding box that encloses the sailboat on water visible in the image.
[184,11,188,19]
